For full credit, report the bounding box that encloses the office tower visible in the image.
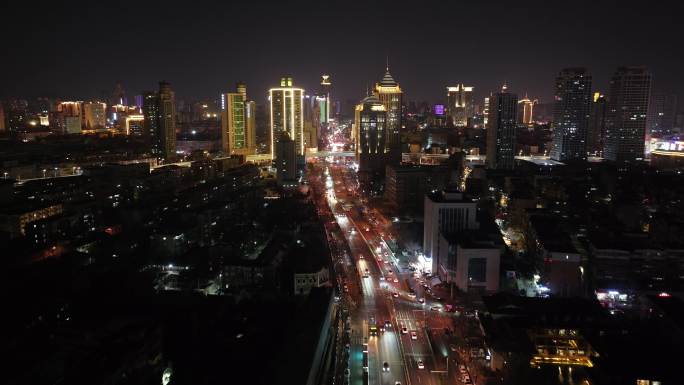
[245,100,256,154]
[158,81,177,161]
[275,132,297,186]
[221,82,255,156]
[446,84,474,127]
[269,77,305,158]
[647,92,678,137]
[486,85,517,170]
[375,66,403,163]
[83,102,107,130]
[483,97,490,127]
[57,101,83,134]
[142,91,160,153]
[354,94,388,180]
[517,95,537,125]
[587,92,607,155]
[550,68,592,162]
[423,190,478,271]
[603,67,652,162]
[319,74,332,124]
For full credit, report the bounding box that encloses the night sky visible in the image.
[1,1,682,107]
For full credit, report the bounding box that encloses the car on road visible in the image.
[458,364,467,374]
[358,254,363,259]
[384,320,392,329]
[430,306,441,312]
[408,291,416,298]
[365,227,370,232]
[382,362,390,372]
[379,276,385,281]
[418,298,425,303]
[417,360,424,369]
[392,292,399,298]
[393,278,399,283]
[401,326,408,334]
[450,344,457,352]
[410,331,418,340]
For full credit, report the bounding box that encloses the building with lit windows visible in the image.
[158,81,177,161]
[221,82,256,156]
[83,102,107,130]
[647,92,678,137]
[354,94,387,182]
[125,115,145,136]
[275,132,297,186]
[603,67,652,162]
[550,68,592,162]
[486,85,517,170]
[142,91,160,151]
[446,84,474,127]
[57,101,83,134]
[269,77,305,158]
[375,67,403,163]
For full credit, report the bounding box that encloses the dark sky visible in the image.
[1,1,682,108]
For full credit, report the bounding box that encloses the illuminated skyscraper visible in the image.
[517,95,537,125]
[587,92,607,155]
[354,94,388,180]
[647,92,678,137]
[446,84,474,127]
[57,101,83,134]
[125,115,145,136]
[603,67,652,162]
[221,82,255,155]
[142,91,160,152]
[158,81,177,161]
[269,77,305,157]
[486,85,517,170]
[483,97,490,127]
[319,74,332,124]
[83,102,107,130]
[550,68,592,162]
[375,67,403,163]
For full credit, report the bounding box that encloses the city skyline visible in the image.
[1,2,682,105]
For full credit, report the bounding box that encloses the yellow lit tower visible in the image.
[517,94,538,126]
[221,82,256,156]
[269,77,305,158]
[375,65,403,163]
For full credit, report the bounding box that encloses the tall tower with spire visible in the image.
[375,64,403,163]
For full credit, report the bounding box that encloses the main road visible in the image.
[312,158,457,385]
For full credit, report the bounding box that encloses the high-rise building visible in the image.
[483,97,490,127]
[57,101,83,134]
[486,85,518,170]
[647,92,678,138]
[517,95,537,125]
[221,82,256,156]
[83,102,107,130]
[375,67,403,163]
[158,81,177,161]
[446,84,474,127]
[319,74,332,124]
[269,77,305,158]
[354,94,388,180]
[423,190,479,272]
[587,92,607,155]
[603,67,652,162]
[550,68,592,162]
[245,100,256,154]
[275,132,297,186]
[142,91,160,152]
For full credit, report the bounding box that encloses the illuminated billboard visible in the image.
[434,104,445,116]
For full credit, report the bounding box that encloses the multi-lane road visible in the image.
[312,158,463,385]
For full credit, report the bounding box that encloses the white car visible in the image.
[410,331,418,340]
[401,327,408,334]
[417,360,425,369]
[418,298,425,303]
